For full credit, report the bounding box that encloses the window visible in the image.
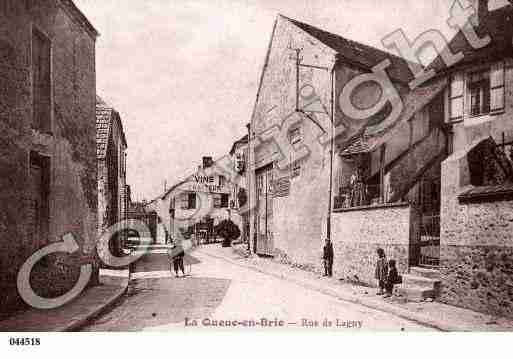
[221,193,229,208]
[448,61,505,122]
[187,193,196,209]
[32,28,51,133]
[469,70,491,116]
[291,160,301,178]
[213,193,229,208]
[219,175,226,187]
[180,192,196,209]
[289,127,302,145]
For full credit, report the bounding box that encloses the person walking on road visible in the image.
[323,238,334,277]
[168,241,185,277]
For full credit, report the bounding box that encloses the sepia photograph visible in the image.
[1,0,513,353]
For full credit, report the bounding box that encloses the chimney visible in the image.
[202,156,213,169]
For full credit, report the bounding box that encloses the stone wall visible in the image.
[331,203,411,285]
[0,1,97,317]
[440,141,513,317]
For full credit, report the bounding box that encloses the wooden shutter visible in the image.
[449,73,464,121]
[490,61,505,112]
[180,193,189,209]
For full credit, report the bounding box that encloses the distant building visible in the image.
[126,199,157,244]
[0,0,99,316]
[96,96,128,255]
[147,156,242,245]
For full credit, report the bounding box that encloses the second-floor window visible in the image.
[32,28,52,133]
[469,70,490,116]
[449,61,505,122]
[181,193,196,209]
[213,193,229,208]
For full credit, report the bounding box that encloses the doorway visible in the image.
[255,164,274,256]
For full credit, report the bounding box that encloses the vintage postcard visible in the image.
[1,0,513,345]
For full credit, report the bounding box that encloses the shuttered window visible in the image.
[469,70,491,116]
[180,193,196,209]
[490,61,505,112]
[449,73,464,121]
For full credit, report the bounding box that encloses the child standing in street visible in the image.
[384,259,401,298]
[375,248,387,295]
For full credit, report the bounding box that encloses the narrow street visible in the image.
[81,246,435,331]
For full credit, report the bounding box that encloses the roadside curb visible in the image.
[200,249,471,332]
[61,278,129,332]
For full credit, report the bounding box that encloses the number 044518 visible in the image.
[9,337,40,346]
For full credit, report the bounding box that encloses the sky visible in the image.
[74,0,506,201]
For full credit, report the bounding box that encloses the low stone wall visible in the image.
[331,203,411,286]
[441,244,513,318]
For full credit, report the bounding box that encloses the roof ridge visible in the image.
[281,15,413,65]
[279,14,416,84]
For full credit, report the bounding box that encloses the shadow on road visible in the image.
[81,250,231,331]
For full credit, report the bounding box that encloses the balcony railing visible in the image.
[334,184,383,209]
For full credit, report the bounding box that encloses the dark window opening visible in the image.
[221,193,229,208]
[187,193,196,209]
[28,151,50,248]
[32,28,51,134]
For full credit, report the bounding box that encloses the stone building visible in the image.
[0,0,98,316]
[96,96,128,255]
[247,15,413,265]
[428,0,513,317]
[147,156,242,245]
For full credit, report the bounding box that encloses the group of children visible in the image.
[375,247,401,298]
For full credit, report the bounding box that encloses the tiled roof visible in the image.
[229,134,249,155]
[427,6,512,74]
[96,95,128,159]
[283,15,415,84]
[96,96,112,159]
